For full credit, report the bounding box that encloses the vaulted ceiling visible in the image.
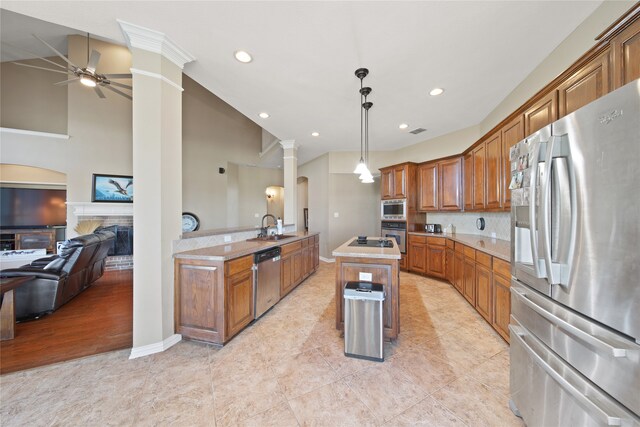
[1,1,603,165]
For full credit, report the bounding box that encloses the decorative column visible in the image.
[118,21,195,358]
[280,140,298,229]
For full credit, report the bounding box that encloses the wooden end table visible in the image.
[1,276,34,340]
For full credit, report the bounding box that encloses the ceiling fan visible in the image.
[10,33,132,100]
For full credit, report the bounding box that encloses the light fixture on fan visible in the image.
[80,73,97,87]
[354,68,374,183]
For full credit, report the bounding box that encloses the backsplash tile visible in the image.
[426,212,511,241]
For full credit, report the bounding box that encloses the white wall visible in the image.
[297,177,308,232]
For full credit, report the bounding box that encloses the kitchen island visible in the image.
[174,231,319,345]
[333,237,401,340]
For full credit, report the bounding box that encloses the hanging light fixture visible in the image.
[354,68,374,183]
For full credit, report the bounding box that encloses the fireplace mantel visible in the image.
[67,202,133,217]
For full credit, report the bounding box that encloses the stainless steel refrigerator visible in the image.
[509,79,640,427]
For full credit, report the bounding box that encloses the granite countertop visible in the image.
[174,231,319,261]
[332,237,401,260]
[408,232,510,261]
[182,223,295,239]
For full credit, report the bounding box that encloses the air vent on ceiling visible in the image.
[409,128,427,135]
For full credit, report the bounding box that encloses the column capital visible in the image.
[279,140,299,150]
[118,20,195,69]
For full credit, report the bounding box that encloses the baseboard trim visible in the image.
[320,256,335,263]
[129,334,182,359]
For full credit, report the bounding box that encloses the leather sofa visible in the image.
[0,230,115,320]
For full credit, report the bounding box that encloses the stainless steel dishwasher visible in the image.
[253,246,281,319]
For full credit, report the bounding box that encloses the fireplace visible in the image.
[67,202,134,271]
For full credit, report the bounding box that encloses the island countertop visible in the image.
[332,237,401,260]
[174,231,319,262]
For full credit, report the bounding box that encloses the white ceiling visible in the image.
[1,1,603,165]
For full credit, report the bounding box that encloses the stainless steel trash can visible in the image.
[344,281,385,362]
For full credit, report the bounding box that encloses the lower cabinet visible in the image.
[475,261,493,323]
[226,263,254,338]
[175,234,320,345]
[445,246,455,284]
[492,258,512,343]
[463,253,476,306]
[426,238,446,278]
[409,241,427,274]
[453,250,465,294]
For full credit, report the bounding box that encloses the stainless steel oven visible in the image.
[381,221,406,253]
[381,199,406,221]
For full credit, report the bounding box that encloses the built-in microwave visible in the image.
[381,199,406,221]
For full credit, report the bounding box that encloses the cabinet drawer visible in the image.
[476,251,492,268]
[446,239,454,249]
[463,246,476,259]
[410,235,428,244]
[493,257,511,278]
[427,237,446,246]
[225,255,253,277]
[281,241,302,256]
[454,242,465,253]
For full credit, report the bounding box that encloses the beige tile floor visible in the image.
[0,262,524,427]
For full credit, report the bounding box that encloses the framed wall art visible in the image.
[91,174,133,203]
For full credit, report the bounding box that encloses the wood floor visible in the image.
[0,270,133,375]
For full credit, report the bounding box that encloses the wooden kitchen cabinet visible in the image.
[558,49,611,117]
[225,260,254,338]
[463,153,473,211]
[475,252,493,323]
[501,116,524,210]
[418,162,438,211]
[611,13,640,89]
[425,237,446,279]
[484,132,502,210]
[380,163,414,199]
[463,247,476,306]
[445,240,455,284]
[439,157,463,211]
[408,235,427,274]
[492,257,512,343]
[472,143,486,210]
[524,91,558,135]
[454,243,465,294]
[313,235,320,271]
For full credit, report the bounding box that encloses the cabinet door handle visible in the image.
[182,265,217,271]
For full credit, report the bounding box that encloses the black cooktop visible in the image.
[348,238,394,248]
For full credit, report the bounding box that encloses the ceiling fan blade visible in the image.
[12,62,70,75]
[103,73,132,79]
[108,81,132,90]
[102,84,132,100]
[94,86,106,99]
[1,42,69,70]
[54,78,80,86]
[32,34,79,69]
[86,50,101,73]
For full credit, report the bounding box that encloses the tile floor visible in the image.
[0,262,524,426]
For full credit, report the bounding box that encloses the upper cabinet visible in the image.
[463,152,473,211]
[501,116,524,210]
[439,157,463,211]
[380,163,411,199]
[417,158,462,212]
[558,49,611,117]
[524,91,558,135]
[418,162,438,211]
[472,143,486,210]
[611,14,640,89]
[484,132,502,210]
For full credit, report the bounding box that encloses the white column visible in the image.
[280,140,298,229]
[118,21,195,358]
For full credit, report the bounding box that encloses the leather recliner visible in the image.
[0,230,115,320]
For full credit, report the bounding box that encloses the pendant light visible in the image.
[354,68,374,183]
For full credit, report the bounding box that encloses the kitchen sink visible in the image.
[247,234,297,242]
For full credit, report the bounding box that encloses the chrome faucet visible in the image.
[259,214,277,237]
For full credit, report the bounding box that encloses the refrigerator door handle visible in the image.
[528,140,543,278]
[512,288,629,358]
[510,325,624,426]
[542,136,559,285]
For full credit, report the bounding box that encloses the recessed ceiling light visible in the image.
[429,88,444,96]
[259,112,270,119]
[311,132,320,137]
[399,123,409,130]
[234,50,253,63]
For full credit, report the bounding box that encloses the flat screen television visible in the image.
[0,188,67,229]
